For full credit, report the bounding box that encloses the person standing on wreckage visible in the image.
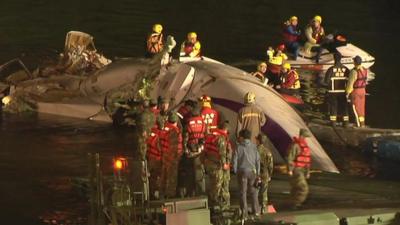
[346,56,368,127]
[146,24,164,58]
[180,32,202,58]
[324,52,350,127]
[287,128,312,210]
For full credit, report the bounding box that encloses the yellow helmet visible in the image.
[2,96,12,105]
[283,63,291,70]
[188,32,197,39]
[290,16,298,21]
[313,15,322,23]
[199,95,212,108]
[257,62,267,71]
[244,92,256,104]
[152,24,163,34]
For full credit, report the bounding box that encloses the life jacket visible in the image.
[147,33,163,54]
[201,107,219,130]
[160,123,183,160]
[283,24,300,43]
[186,116,206,144]
[204,129,226,164]
[183,41,201,57]
[292,137,311,168]
[268,52,287,66]
[312,26,324,43]
[147,127,163,161]
[281,70,300,89]
[328,66,348,93]
[353,67,368,89]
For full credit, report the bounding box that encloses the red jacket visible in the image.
[201,107,219,130]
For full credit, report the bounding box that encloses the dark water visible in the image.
[0,0,400,224]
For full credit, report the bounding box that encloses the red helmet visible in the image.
[277,44,285,51]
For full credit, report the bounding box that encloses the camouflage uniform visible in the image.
[256,134,274,211]
[146,118,165,199]
[183,110,207,196]
[221,140,232,209]
[287,129,311,208]
[160,114,183,198]
[204,130,227,208]
[136,105,156,161]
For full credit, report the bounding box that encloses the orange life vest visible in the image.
[312,26,324,43]
[293,137,311,168]
[160,123,183,160]
[186,116,206,144]
[204,129,227,163]
[147,33,163,54]
[147,127,163,161]
[183,41,201,57]
[353,67,368,89]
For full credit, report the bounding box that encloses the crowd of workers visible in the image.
[138,14,371,219]
[132,91,312,219]
[145,14,368,127]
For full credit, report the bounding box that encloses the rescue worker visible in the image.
[279,63,301,95]
[324,52,350,126]
[146,24,164,57]
[233,129,261,218]
[203,121,230,209]
[256,134,274,214]
[283,16,301,60]
[267,44,288,86]
[304,15,325,63]
[147,117,165,199]
[136,99,156,161]
[199,95,220,132]
[157,97,170,127]
[183,107,207,196]
[180,32,201,58]
[220,122,233,210]
[177,99,197,128]
[287,128,312,209]
[252,62,269,85]
[160,112,183,198]
[236,92,266,143]
[346,56,368,127]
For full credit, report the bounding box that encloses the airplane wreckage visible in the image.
[0,31,339,173]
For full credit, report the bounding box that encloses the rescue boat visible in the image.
[286,43,375,71]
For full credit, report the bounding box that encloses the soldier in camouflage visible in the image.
[157,97,170,127]
[221,122,233,210]
[160,112,183,198]
[287,128,312,209]
[136,99,156,161]
[256,134,274,214]
[203,121,230,209]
